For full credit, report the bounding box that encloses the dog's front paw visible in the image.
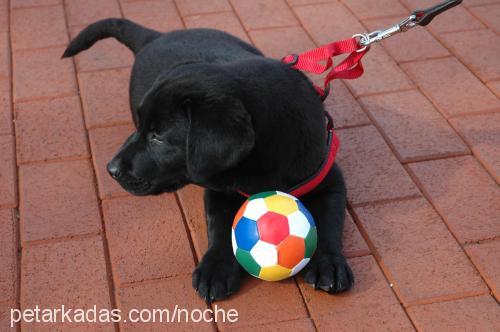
[302,250,354,294]
[192,248,241,303]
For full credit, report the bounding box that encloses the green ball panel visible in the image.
[236,248,261,276]
[304,227,317,258]
[249,191,277,200]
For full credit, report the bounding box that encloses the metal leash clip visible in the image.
[353,0,463,52]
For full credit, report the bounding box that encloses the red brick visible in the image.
[233,318,315,331]
[470,4,500,34]
[15,96,89,163]
[343,0,408,20]
[323,80,370,129]
[70,25,133,72]
[462,0,500,7]
[429,6,485,33]
[11,5,68,51]
[21,236,114,331]
[359,90,469,162]
[466,239,500,300]
[402,58,500,117]
[0,135,16,208]
[11,0,61,8]
[0,80,12,135]
[0,32,10,79]
[294,2,365,45]
[287,0,336,5]
[345,47,414,97]
[356,198,487,305]
[88,125,134,199]
[401,0,484,33]
[363,17,449,63]
[116,275,214,332]
[0,0,7,32]
[65,0,121,27]
[440,29,500,83]
[231,0,298,31]
[78,68,133,128]
[13,47,77,102]
[102,194,195,285]
[19,160,101,242]
[217,278,308,330]
[175,0,231,16]
[299,256,414,331]
[250,26,315,59]
[184,12,250,44]
[407,295,500,332]
[409,156,500,243]
[343,210,370,258]
[452,113,500,183]
[0,209,17,302]
[0,301,18,331]
[487,80,500,98]
[121,0,183,33]
[176,185,208,259]
[336,126,420,205]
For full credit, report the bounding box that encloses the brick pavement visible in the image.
[1,0,499,331]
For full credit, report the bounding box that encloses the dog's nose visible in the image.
[107,161,121,179]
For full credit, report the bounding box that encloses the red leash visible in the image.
[281,37,369,100]
[280,0,463,101]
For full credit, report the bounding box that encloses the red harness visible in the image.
[239,37,368,198]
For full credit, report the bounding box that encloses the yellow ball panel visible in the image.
[259,265,292,281]
[264,195,298,216]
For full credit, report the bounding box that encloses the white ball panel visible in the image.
[243,198,268,220]
[275,191,298,201]
[250,240,278,267]
[231,229,237,255]
[288,211,311,238]
[291,258,311,276]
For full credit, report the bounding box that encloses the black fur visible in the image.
[64,18,353,302]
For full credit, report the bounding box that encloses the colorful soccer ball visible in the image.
[232,191,317,281]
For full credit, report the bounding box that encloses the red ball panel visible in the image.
[257,211,290,245]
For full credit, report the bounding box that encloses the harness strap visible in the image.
[288,112,339,197]
[238,113,339,198]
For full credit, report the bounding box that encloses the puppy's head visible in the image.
[107,63,255,195]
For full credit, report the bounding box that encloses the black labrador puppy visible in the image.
[64,18,353,302]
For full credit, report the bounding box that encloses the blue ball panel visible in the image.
[234,217,260,251]
[297,201,316,227]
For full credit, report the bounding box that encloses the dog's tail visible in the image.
[62,18,161,58]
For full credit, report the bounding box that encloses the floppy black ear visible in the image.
[186,97,255,183]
